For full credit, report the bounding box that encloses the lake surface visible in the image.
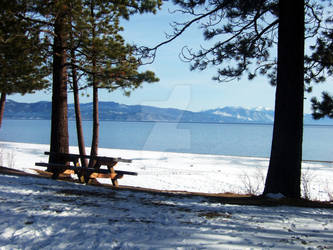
[1,119,333,161]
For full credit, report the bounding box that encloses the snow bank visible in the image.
[1,141,333,201]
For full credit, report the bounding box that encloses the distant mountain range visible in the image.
[3,99,333,125]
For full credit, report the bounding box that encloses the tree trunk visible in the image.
[72,58,88,167]
[48,4,69,169]
[69,11,88,168]
[0,93,6,128]
[89,0,99,167]
[263,0,304,198]
[89,82,99,164]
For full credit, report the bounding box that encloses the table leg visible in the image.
[108,165,119,187]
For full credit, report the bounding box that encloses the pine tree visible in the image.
[142,0,323,198]
[0,0,50,128]
[11,0,73,169]
[312,92,333,119]
[70,0,160,167]
[307,10,333,119]
[263,0,304,197]
[68,1,88,168]
[48,0,71,170]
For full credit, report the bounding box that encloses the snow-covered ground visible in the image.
[1,141,333,200]
[0,141,333,249]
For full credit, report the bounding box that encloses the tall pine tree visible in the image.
[263,0,304,197]
[49,0,70,170]
[142,0,323,198]
[13,0,76,169]
[68,1,88,168]
[0,0,49,128]
[69,0,160,169]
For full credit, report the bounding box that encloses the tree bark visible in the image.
[48,4,69,169]
[89,0,99,167]
[72,57,88,167]
[69,10,88,168]
[0,93,6,128]
[263,0,304,198]
[90,83,99,161]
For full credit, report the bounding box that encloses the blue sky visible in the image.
[10,2,333,113]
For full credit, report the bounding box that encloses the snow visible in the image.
[213,111,233,117]
[1,141,333,249]
[252,106,274,112]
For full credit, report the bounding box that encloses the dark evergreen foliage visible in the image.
[144,0,321,85]
[307,6,333,120]
[66,0,161,161]
[141,0,324,198]
[311,92,333,119]
[0,1,50,95]
[1,0,162,164]
[0,0,50,127]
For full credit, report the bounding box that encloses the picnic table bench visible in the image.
[35,152,136,187]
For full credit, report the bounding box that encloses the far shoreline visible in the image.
[3,118,333,127]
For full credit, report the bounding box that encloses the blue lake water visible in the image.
[1,119,333,161]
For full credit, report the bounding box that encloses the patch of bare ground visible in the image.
[1,166,332,209]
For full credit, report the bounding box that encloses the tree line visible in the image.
[0,0,160,171]
[1,0,333,199]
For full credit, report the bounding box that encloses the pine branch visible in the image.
[138,2,231,62]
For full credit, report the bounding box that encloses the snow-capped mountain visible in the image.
[3,100,333,125]
[202,106,275,123]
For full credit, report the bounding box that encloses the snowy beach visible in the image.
[1,141,333,200]
[0,141,333,249]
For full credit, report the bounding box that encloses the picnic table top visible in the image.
[35,162,138,175]
[45,151,132,163]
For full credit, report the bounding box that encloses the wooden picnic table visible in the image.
[35,152,136,187]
